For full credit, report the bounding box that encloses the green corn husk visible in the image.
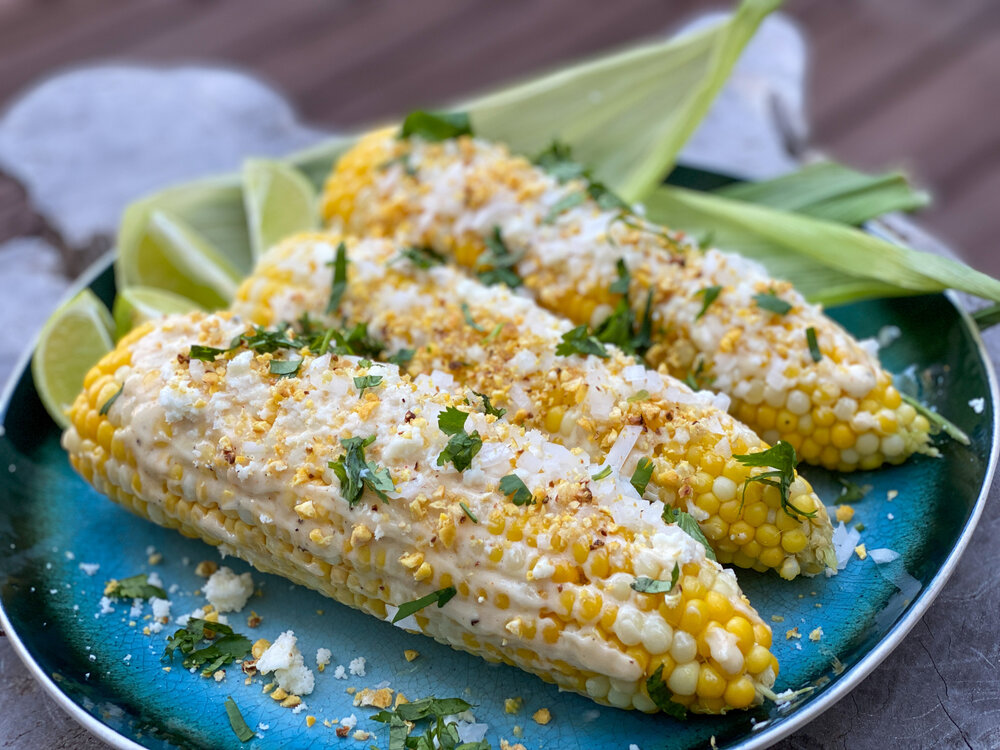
[643,185,1000,307]
[714,161,930,225]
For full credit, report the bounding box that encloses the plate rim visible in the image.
[2,250,997,750]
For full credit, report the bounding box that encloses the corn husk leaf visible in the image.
[643,185,1000,307]
[715,161,931,225]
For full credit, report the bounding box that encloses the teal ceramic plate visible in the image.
[1,205,997,750]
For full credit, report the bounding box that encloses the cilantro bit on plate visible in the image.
[164,618,251,676]
[224,696,255,743]
[104,573,166,601]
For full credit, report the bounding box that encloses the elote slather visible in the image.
[234,233,835,579]
[63,312,778,714]
[321,128,934,472]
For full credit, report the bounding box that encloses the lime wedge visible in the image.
[116,206,242,310]
[112,286,203,339]
[243,158,318,261]
[32,290,115,429]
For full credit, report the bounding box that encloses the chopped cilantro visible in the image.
[104,574,166,601]
[590,260,653,356]
[631,563,680,594]
[543,191,586,224]
[646,664,688,720]
[627,389,650,403]
[662,506,716,561]
[587,180,631,212]
[696,285,722,320]
[353,374,383,397]
[459,501,478,523]
[470,391,506,419]
[189,344,228,361]
[629,457,654,496]
[556,325,609,359]
[387,348,415,367]
[591,465,612,481]
[269,358,301,379]
[438,406,470,435]
[683,360,712,391]
[358,358,372,368]
[326,241,348,314]
[836,477,871,503]
[98,385,123,416]
[436,408,482,471]
[734,441,813,519]
[391,586,457,623]
[372,696,480,750]
[232,325,300,354]
[475,227,522,288]
[460,301,485,332]
[164,618,251,675]
[499,474,533,506]
[754,290,792,315]
[378,153,417,176]
[329,435,395,508]
[324,321,384,359]
[533,141,588,182]
[806,326,822,362]
[399,110,472,141]
[397,245,447,269]
[224,697,255,743]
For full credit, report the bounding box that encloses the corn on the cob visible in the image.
[64,311,778,714]
[321,129,934,472]
[234,233,836,580]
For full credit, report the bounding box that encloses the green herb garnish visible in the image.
[683,360,712,391]
[836,477,871,503]
[372,696,481,750]
[631,563,680,594]
[329,435,395,508]
[470,391,506,419]
[387,348,415,367]
[399,110,472,141]
[556,324,609,359]
[396,245,447,269]
[754,290,792,315]
[164,618,251,675]
[696,285,722,320]
[436,408,482,472]
[900,394,970,445]
[460,302,485,332]
[629,457,654,496]
[104,574,166,601]
[533,141,588,182]
[326,241,349,314]
[224,697,255,743]
[591,465,612,481]
[482,322,504,344]
[662,506,716,561]
[98,385,123,416]
[590,260,654,356]
[353,374,383,397]
[646,664,688,720]
[543,191,586,224]
[627,390,650,403]
[476,227,522,288]
[269,358,301,379]
[459,502,478,523]
[189,345,228,362]
[733,441,813,519]
[499,474,533,506]
[391,586,458,623]
[806,326,822,362]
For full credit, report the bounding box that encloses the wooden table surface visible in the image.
[1,1,999,748]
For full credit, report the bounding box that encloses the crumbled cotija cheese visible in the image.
[316,648,332,671]
[255,631,315,696]
[203,566,254,613]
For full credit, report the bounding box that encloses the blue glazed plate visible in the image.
[1,218,997,750]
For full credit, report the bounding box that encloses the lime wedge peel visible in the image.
[31,289,115,429]
[243,158,319,261]
[112,286,203,339]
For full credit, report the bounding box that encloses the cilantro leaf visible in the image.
[631,563,680,594]
[587,180,631,212]
[399,110,472,141]
[590,260,653,356]
[754,290,792,315]
[391,587,457,623]
[98,385,123,416]
[397,245,446,269]
[233,325,301,354]
[189,345,227,362]
[224,697,255,743]
[329,435,395,508]
[806,326,822,362]
[471,391,505,419]
[482,322,504,344]
[543,191,585,224]
[163,618,251,674]
[104,574,166,601]
[533,141,588,182]
[629,457,655,496]
[646,665,688,720]
[696,285,722,320]
[460,301,484,332]
[556,325,609,359]
[499,474,533,506]
[438,407,470,435]
[733,441,813,519]
[353,374,383,397]
[437,431,483,472]
[387,348,415,367]
[475,227,522,289]
[269,358,301,379]
[662,506,717,561]
[323,321,384,359]
[326,241,349,314]
[836,477,872,503]
[627,390,650,403]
